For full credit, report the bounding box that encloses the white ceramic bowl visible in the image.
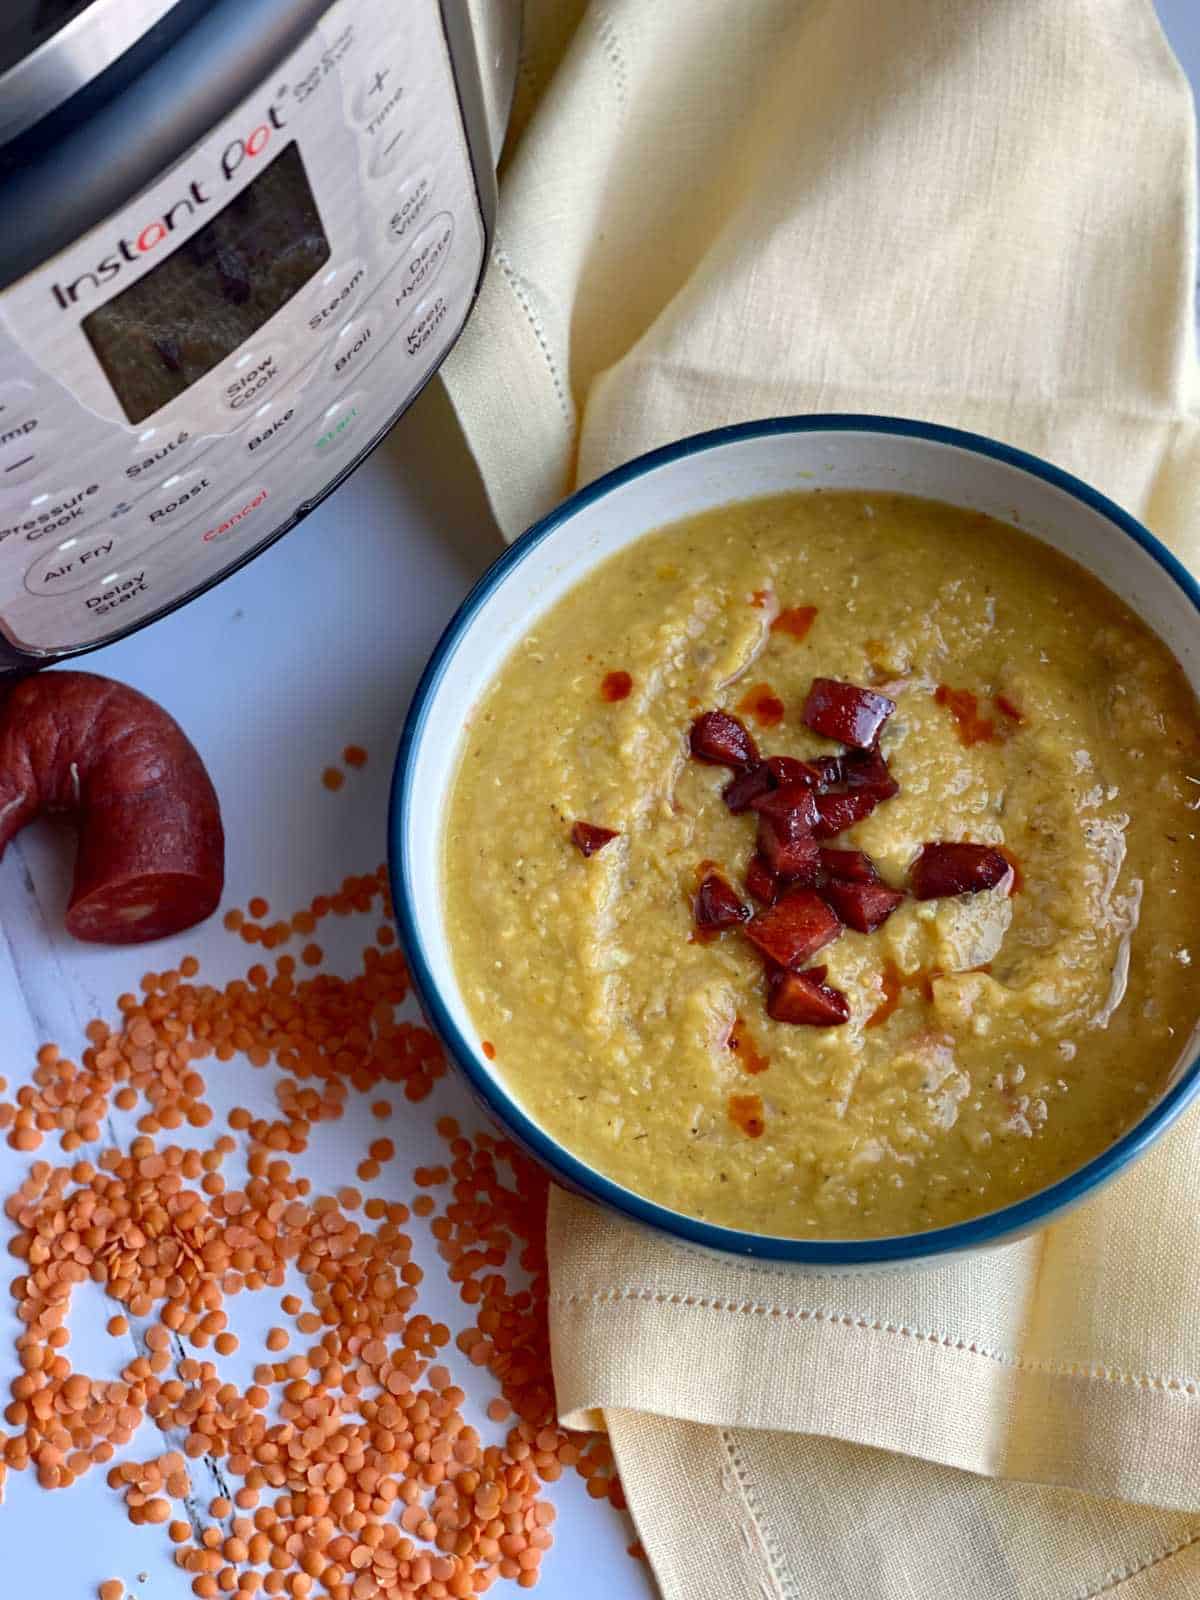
[389,416,1200,1269]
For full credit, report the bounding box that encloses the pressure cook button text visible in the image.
[0,482,101,546]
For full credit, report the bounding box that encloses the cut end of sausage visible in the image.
[0,671,225,945]
[67,869,224,945]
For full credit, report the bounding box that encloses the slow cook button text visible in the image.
[224,351,286,411]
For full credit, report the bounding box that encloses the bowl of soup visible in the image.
[388,416,1200,1268]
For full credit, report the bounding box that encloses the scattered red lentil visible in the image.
[0,863,632,1593]
[321,767,344,792]
[343,745,369,769]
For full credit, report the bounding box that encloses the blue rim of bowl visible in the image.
[389,413,1200,1266]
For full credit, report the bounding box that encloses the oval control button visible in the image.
[142,468,217,531]
[312,393,366,458]
[124,422,200,485]
[390,212,453,318]
[239,392,307,464]
[197,485,272,546]
[352,66,404,127]
[385,170,433,246]
[402,293,450,360]
[220,346,291,413]
[0,416,56,488]
[367,126,406,181]
[81,566,154,625]
[25,531,123,595]
[0,380,37,422]
[0,479,104,551]
[327,314,378,386]
[305,259,368,339]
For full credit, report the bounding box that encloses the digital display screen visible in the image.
[82,142,331,424]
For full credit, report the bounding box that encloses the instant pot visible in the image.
[0,0,518,670]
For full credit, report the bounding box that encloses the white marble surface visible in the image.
[1,3,1198,1592]
[0,383,657,1598]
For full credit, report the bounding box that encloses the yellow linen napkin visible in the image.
[440,1,1200,1594]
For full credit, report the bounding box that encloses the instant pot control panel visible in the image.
[0,0,486,658]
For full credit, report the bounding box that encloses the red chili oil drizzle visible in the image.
[728,1093,765,1137]
[736,682,785,728]
[727,1014,770,1075]
[771,605,818,641]
[601,670,633,702]
[866,960,993,1027]
[934,685,996,746]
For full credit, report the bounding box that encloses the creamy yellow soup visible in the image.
[443,493,1200,1238]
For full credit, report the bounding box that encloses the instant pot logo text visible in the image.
[51,99,289,309]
